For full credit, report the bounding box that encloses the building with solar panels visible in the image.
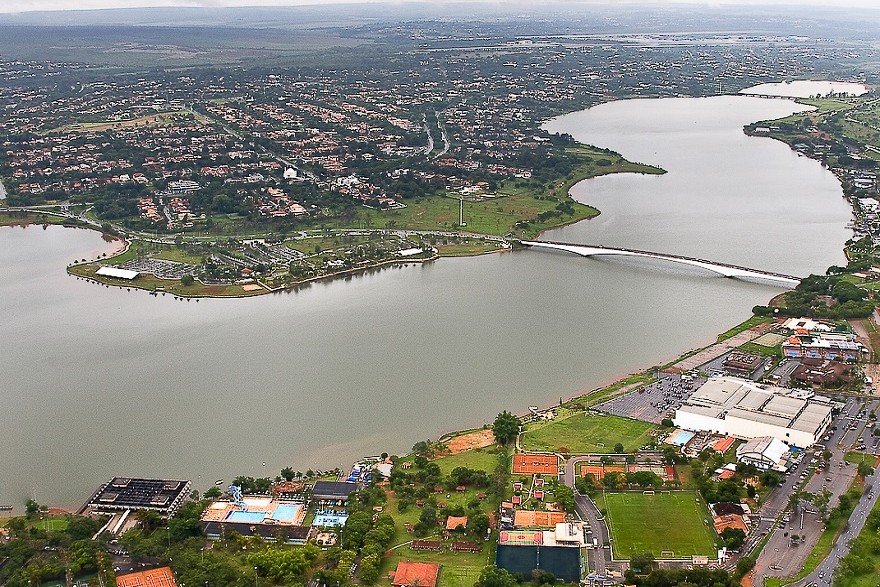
[81,477,191,518]
[495,523,586,582]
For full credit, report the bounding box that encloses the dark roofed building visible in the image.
[312,481,357,504]
[712,502,745,517]
[202,521,311,544]
[723,352,763,379]
[83,478,190,517]
[791,358,854,387]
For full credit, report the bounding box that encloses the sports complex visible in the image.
[597,491,718,561]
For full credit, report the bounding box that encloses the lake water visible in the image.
[739,80,868,98]
[0,95,851,509]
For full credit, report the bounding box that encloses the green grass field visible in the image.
[379,491,494,587]
[598,491,717,559]
[432,447,503,477]
[521,412,656,454]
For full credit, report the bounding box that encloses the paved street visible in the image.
[792,463,880,587]
[752,397,879,585]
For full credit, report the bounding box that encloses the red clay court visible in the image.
[116,567,177,587]
[512,453,558,475]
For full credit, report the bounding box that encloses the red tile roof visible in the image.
[392,562,440,587]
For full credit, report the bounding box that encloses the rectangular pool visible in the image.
[226,510,266,524]
[271,504,303,523]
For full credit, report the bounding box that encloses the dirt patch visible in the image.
[446,429,495,454]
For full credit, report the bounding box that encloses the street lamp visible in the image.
[254,566,258,587]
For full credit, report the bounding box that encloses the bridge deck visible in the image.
[521,240,801,283]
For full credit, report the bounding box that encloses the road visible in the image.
[188,105,318,182]
[575,494,610,578]
[752,397,879,585]
[791,462,880,587]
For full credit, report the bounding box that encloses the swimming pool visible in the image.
[226,510,267,524]
[271,504,303,523]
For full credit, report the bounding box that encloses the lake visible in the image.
[739,80,867,98]
[0,95,851,509]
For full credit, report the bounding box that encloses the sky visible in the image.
[2,0,879,14]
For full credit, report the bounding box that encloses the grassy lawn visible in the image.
[340,147,663,239]
[845,451,876,466]
[69,263,263,297]
[432,447,504,477]
[0,211,88,228]
[151,247,205,265]
[379,492,495,587]
[738,340,781,358]
[716,315,771,342]
[351,192,597,237]
[435,241,504,257]
[597,491,717,559]
[521,412,656,454]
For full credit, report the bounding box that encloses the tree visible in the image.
[25,499,40,518]
[735,556,756,579]
[614,442,625,453]
[858,461,874,478]
[630,552,656,573]
[554,484,576,513]
[475,566,519,587]
[492,411,520,445]
[180,274,195,286]
[469,513,491,537]
[204,486,222,499]
[720,527,746,550]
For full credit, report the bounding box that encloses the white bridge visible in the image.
[520,240,801,288]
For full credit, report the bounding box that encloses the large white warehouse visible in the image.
[673,377,833,448]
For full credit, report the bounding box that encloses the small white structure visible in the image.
[397,248,424,257]
[283,168,298,180]
[96,266,139,280]
[736,437,790,471]
[781,317,833,333]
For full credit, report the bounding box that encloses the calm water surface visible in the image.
[0,96,851,508]
[739,80,867,98]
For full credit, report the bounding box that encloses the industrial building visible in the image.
[82,478,190,518]
[736,437,791,471]
[673,377,833,448]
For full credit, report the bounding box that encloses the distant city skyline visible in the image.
[3,0,880,15]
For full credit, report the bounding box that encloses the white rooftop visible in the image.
[96,266,139,280]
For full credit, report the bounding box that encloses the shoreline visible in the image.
[2,89,861,510]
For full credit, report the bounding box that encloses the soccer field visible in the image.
[599,491,717,559]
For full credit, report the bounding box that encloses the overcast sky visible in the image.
[3,0,880,14]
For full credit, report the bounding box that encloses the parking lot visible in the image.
[121,257,195,279]
[595,373,703,423]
